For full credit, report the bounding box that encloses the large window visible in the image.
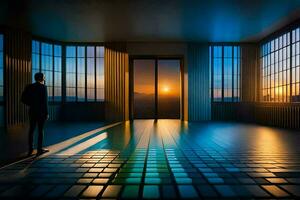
[66,45,104,102]
[0,34,3,102]
[210,45,241,102]
[32,40,62,102]
[261,28,300,102]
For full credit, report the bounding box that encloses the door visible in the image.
[132,58,181,119]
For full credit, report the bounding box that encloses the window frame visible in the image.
[32,36,105,104]
[32,40,63,103]
[260,28,300,103]
[65,45,104,102]
[210,44,241,103]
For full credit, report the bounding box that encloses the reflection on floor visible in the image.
[0,120,300,199]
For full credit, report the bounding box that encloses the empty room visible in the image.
[0,0,300,199]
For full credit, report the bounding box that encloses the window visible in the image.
[260,31,300,102]
[0,34,3,102]
[261,33,290,102]
[210,45,241,102]
[66,45,104,102]
[32,40,62,102]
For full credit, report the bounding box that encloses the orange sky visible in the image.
[134,59,180,97]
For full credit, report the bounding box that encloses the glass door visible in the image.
[158,59,181,119]
[133,59,156,119]
[133,58,181,119]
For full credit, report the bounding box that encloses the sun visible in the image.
[162,86,170,93]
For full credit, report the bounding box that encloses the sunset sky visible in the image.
[134,59,180,97]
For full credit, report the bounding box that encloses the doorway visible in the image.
[130,57,182,120]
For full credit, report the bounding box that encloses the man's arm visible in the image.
[44,85,49,117]
[21,84,31,106]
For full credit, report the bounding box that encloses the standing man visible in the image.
[21,72,49,156]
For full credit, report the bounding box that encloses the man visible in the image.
[21,72,49,156]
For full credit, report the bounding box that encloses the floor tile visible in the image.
[143,185,160,199]
[64,185,86,197]
[81,185,104,198]
[101,185,122,198]
[280,185,300,196]
[262,185,290,197]
[122,185,140,199]
[178,185,198,198]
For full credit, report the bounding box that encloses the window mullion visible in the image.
[232,46,234,102]
[75,46,78,102]
[85,46,87,102]
[221,46,224,102]
[290,31,293,102]
[94,47,97,102]
[211,47,214,102]
[52,44,55,102]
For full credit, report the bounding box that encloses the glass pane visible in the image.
[96,57,104,101]
[77,46,86,102]
[41,43,53,100]
[213,47,222,102]
[224,46,233,102]
[32,40,40,83]
[66,46,76,57]
[54,45,61,56]
[96,46,104,58]
[87,53,95,101]
[134,59,155,119]
[66,47,76,102]
[158,60,181,119]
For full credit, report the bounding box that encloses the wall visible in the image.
[105,43,129,122]
[255,103,300,129]
[4,29,31,127]
[48,104,62,121]
[61,103,105,122]
[187,43,211,121]
[0,105,4,126]
[212,102,256,122]
[241,44,260,102]
[212,102,300,129]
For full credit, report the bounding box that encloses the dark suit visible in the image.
[22,82,48,152]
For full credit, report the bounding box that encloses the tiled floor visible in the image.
[0,120,300,199]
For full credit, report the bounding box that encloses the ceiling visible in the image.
[1,0,300,42]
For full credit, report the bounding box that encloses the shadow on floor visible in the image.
[0,121,107,167]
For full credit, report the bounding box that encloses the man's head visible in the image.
[34,72,45,84]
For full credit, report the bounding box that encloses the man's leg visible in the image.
[28,115,36,155]
[37,118,46,153]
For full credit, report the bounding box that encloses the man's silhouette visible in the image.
[21,72,49,156]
